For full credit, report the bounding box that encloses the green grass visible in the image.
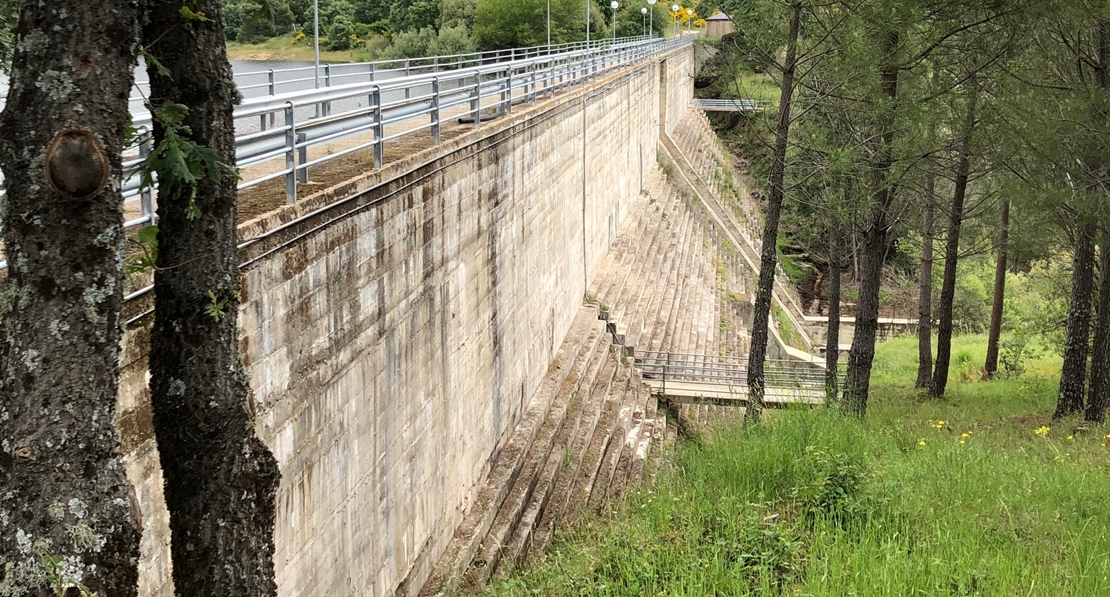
[732,71,780,105]
[479,336,1110,597]
[226,33,380,63]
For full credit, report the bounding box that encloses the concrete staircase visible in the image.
[417,303,665,596]
[592,166,753,435]
[417,112,784,597]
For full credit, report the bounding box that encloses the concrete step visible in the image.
[592,169,667,304]
[491,337,618,576]
[607,186,676,334]
[466,326,610,584]
[605,376,656,507]
[511,348,622,568]
[655,211,696,355]
[417,307,603,597]
[627,370,659,483]
[603,177,671,305]
[559,363,631,530]
[620,195,685,354]
[585,366,642,515]
[640,203,695,355]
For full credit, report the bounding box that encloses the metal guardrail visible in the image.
[692,98,770,112]
[0,35,689,271]
[635,350,841,401]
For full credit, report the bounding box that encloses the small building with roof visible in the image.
[705,12,733,37]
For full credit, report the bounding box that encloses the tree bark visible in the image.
[1055,221,1096,418]
[0,2,142,594]
[746,1,801,425]
[825,247,842,402]
[915,172,936,389]
[842,30,900,418]
[984,200,1010,378]
[143,2,282,595]
[932,91,977,397]
[1086,243,1110,422]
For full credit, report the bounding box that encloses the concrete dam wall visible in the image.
[116,44,695,597]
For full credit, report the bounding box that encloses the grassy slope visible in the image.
[226,34,375,63]
[480,336,1110,596]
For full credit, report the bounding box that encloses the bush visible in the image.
[791,447,870,523]
[325,15,357,50]
[382,27,437,59]
[427,25,477,56]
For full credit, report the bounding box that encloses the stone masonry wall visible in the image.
[662,45,695,136]
[116,43,695,597]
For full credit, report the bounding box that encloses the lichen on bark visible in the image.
[0,1,144,595]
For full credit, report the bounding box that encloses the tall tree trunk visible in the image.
[1055,221,1096,418]
[144,2,282,595]
[745,1,801,425]
[932,91,977,397]
[984,200,1010,378]
[1085,19,1110,422]
[825,246,842,402]
[842,30,900,418]
[1087,242,1110,422]
[0,2,142,594]
[915,172,936,389]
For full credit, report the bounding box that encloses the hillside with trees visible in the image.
[217,0,678,60]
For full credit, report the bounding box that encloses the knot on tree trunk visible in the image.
[45,128,109,200]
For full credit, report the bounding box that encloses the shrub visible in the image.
[791,447,870,523]
[427,25,477,56]
[382,27,437,59]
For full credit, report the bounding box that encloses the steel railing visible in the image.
[0,35,689,271]
[635,350,842,401]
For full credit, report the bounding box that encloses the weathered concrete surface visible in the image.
[116,43,694,597]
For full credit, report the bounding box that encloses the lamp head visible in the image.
[686,7,693,14]
[611,1,619,8]
[672,4,679,11]
[641,7,647,13]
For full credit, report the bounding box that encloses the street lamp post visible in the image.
[313,0,320,89]
[611,0,619,42]
[547,0,551,52]
[648,0,656,36]
[641,7,647,36]
[671,4,679,35]
[586,0,591,45]
[686,7,693,32]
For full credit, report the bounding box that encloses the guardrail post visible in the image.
[663,352,670,397]
[431,76,441,145]
[550,58,557,98]
[504,67,512,115]
[139,128,156,225]
[323,64,332,116]
[284,102,296,204]
[296,132,308,183]
[268,69,276,95]
[472,71,481,129]
[369,62,375,81]
[528,62,536,105]
[404,59,411,99]
[371,86,384,169]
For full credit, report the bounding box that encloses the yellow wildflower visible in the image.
[960,432,970,439]
[1067,435,1074,441]
[918,440,926,447]
[959,440,966,445]
[1034,426,1050,436]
